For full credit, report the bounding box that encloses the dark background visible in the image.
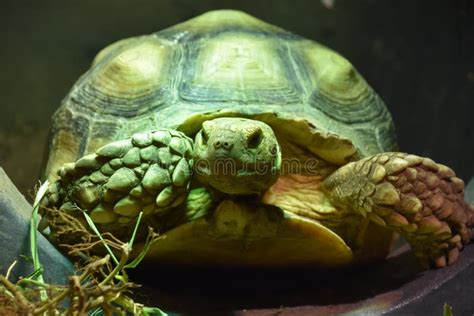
[1,0,473,196]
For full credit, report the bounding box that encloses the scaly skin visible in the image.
[41,118,282,237]
[321,152,474,267]
[193,117,281,195]
[41,129,194,237]
[42,119,473,267]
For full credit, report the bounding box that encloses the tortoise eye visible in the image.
[270,145,278,155]
[247,127,262,148]
[201,128,209,144]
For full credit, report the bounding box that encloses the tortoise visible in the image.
[41,10,474,268]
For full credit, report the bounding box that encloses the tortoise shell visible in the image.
[45,10,397,182]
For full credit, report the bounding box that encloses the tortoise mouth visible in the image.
[195,160,280,195]
[195,158,274,175]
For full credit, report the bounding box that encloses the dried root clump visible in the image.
[1,203,164,315]
[1,253,140,315]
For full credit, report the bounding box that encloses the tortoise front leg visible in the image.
[321,153,473,267]
[40,130,195,242]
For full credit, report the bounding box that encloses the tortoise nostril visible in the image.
[214,140,233,150]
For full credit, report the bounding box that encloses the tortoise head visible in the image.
[193,117,281,195]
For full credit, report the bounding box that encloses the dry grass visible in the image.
[0,183,166,315]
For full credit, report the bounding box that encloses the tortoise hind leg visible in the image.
[322,153,474,268]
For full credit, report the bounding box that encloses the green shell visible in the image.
[45,9,397,183]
